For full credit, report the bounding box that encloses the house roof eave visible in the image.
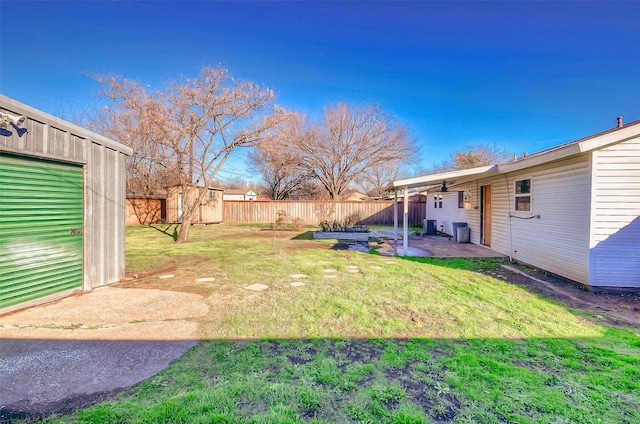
[499,120,640,173]
[393,120,640,190]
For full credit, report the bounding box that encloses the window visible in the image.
[458,189,472,209]
[514,179,531,211]
[433,195,443,209]
[208,189,218,200]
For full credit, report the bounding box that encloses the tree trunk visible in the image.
[176,213,192,243]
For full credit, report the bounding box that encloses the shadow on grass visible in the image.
[290,230,315,240]
[149,223,179,241]
[6,334,638,423]
[398,255,506,272]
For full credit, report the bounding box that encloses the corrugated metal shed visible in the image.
[0,94,133,314]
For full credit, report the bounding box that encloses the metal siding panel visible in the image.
[51,127,66,157]
[105,149,117,284]
[103,149,113,284]
[0,154,83,309]
[117,153,126,278]
[92,143,105,288]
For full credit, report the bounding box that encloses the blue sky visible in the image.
[1,1,639,183]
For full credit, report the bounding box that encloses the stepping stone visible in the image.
[346,265,359,270]
[346,268,360,273]
[289,274,308,279]
[158,274,175,279]
[324,274,338,279]
[369,265,383,270]
[244,283,269,291]
[324,269,338,273]
[290,282,306,287]
[195,277,216,282]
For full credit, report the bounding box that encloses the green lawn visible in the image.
[43,225,639,423]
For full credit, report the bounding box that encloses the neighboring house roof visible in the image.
[224,189,257,195]
[394,119,640,190]
[127,192,167,200]
[167,184,224,191]
[342,189,369,201]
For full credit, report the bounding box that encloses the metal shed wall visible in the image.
[0,94,132,311]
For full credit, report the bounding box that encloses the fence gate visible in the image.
[0,153,84,309]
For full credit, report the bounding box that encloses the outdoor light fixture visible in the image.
[441,181,448,192]
[0,112,26,128]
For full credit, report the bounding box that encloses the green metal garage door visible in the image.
[0,153,83,309]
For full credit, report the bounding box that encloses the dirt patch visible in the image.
[0,287,208,340]
[119,257,221,297]
[290,241,336,250]
[235,229,303,239]
[488,263,640,327]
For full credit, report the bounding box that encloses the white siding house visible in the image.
[393,120,640,288]
[223,189,257,201]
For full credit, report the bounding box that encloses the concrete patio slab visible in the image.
[378,245,432,257]
[375,233,505,259]
[408,236,505,258]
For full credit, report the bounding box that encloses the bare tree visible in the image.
[277,103,416,200]
[249,114,311,200]
[358,161,404,199]
[223,177,255,190]
[430,144,512,173]
[90,105,179,195]
[93,66,284,242]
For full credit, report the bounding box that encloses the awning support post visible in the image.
[403,189,409,256]
[393,190,398,246]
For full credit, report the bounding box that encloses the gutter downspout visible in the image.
[505,174,513,262]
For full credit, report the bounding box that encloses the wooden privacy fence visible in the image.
[223,200,426,227]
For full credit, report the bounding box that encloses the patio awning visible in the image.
[392,165,498,190]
